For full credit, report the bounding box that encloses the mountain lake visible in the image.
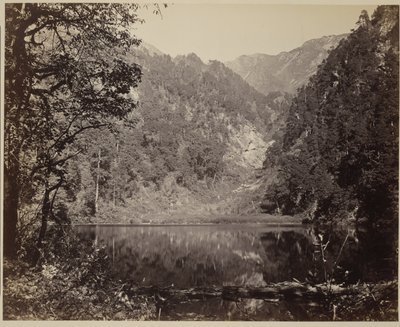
[75,222,397,320]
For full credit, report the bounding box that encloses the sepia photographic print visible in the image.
[1,0,399,322]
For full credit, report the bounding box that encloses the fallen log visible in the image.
[123,280,397,320]
[127,281,360,302]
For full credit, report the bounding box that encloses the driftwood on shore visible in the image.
[127,281,371,302]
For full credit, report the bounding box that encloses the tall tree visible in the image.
[4,3,143,258]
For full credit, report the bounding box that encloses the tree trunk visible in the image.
[212,173,216,190]
[3,166,19,259]
[95,148,101,214]
[113,142,119,207]
[4,6,36,259]
[37,184,51,249]
[275,200,282,214]
[113,182,116,208]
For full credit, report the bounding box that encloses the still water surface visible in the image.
[76,223,397,320]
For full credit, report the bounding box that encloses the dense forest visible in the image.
[261,6,399,226]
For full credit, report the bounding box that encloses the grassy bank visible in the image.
[70,176,283,225]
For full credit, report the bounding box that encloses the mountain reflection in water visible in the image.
[76,224,396,288]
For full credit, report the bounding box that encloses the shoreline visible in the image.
[69,213,365,228]
[71,213,304,226]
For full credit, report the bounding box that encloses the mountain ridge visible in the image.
[226,34,348,95]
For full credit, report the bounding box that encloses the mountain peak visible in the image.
[174,52,205,71]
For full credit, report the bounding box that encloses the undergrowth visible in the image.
[3,227,157,320]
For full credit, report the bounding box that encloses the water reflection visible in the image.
[76,224,397,288]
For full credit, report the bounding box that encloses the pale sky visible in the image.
[134,4,378,62]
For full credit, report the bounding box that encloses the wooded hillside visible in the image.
[260,6,399,226]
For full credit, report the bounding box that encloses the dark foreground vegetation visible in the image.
[3,235,157,320]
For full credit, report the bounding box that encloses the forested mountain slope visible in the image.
[226,34,347,95]
[260,6,399,225]
[60,45,291,222]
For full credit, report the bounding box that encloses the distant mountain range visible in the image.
[225,34,347,95]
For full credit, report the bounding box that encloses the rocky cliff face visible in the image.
[225,123,270,170]
[226,34,347,95]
